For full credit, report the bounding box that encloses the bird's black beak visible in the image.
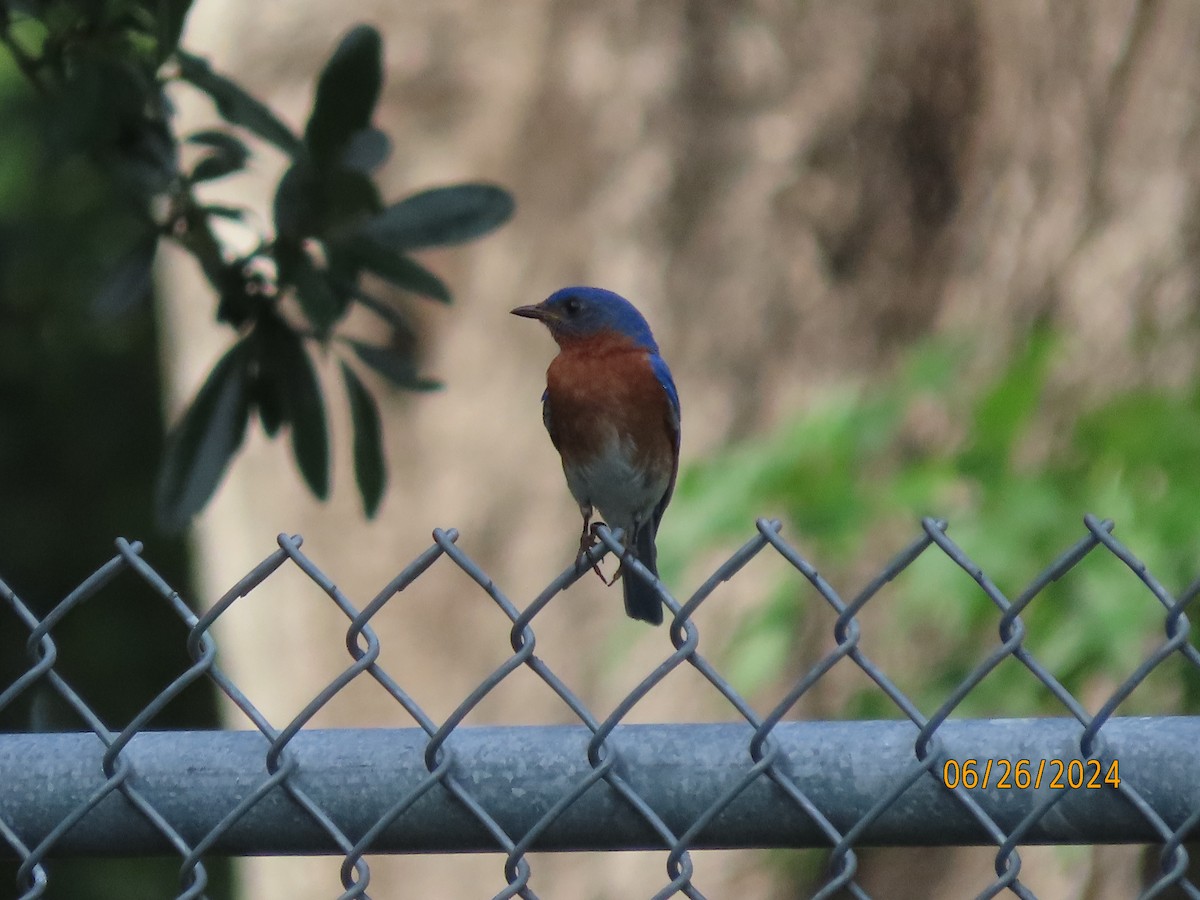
[510,303,549,321]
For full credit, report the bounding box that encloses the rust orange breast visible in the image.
[545,340,675,471]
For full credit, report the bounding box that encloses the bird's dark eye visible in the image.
[563,297,582,316]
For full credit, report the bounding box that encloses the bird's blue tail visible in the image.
[623,526,664,625]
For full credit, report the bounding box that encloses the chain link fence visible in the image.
[1,515,1199,899]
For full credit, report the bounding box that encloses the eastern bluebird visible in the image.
[511,287,680,625]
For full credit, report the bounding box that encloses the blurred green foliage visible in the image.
[0,2,513,531]
[666,329,1200,717]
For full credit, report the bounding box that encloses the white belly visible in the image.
[563,429,668,534]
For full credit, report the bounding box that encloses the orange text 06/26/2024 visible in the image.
[941,758,1121,790]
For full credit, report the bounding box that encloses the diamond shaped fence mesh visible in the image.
[1,515,1199,899]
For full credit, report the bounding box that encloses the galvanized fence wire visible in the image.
[1,515,1199,900]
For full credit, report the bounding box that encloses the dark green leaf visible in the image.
[202,204,247,221]
[186,129,249,156]
[345,338,441,391]
[341,127,391,173]
[156,339,252,531]
[304,25,383,170]
[187,129,250,183]
[361,183,515,250]
[191,151,247,183]
[294,264,347,334]
[341,361,387,516]
[262,322,330,498]
[156,0,196,61]
[275,241,345,334]
[273,162,321,239]
[248,312,289,437]
[248,321,288,437]
[92,227,159,318]
[274,162,383,240]
[322,167,384,223]
[255,374,286,436]
[177,51,302,156]
[337,237,451,302]
[214,277,256,327]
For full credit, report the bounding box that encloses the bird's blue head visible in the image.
[511,286,659,351]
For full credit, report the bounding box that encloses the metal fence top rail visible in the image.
[1,718,1198,857]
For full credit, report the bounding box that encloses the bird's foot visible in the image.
[576,521,608,582]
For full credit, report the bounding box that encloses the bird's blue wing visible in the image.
[540,388,561,451]
[649,353,680,527]
[650,354,680,435]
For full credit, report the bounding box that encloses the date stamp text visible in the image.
[941,758,1120,790]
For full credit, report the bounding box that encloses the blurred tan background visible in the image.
[159,1,1199,897]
